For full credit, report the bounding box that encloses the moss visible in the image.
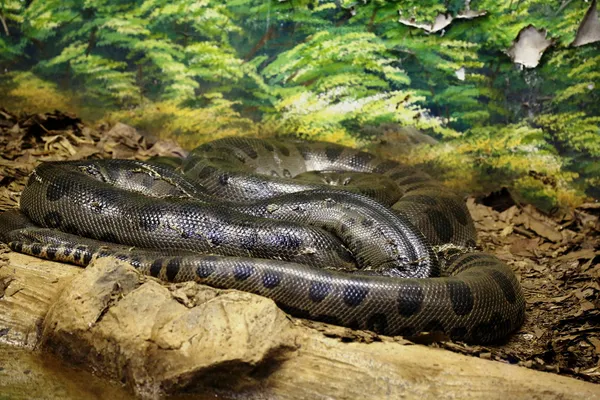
[104,100,258,149]
[0,72,74,115]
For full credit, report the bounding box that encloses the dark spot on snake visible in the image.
[180,227,196,239]
[283,169,292,178]
[43,211,63,228]
[449,326,468,341]
[233,261,254,281]
[150,259,163,277]
[166,258,182,281]
[196,257,217,278]
[366,313,388,334]
[350,152,376,168]
[309,280,331,303]
[397,281,424,317]
[194,165,217,181]
[427,209,453,243]
[340,218,357,233]
[487,269,517,304]
[62,247,72,257]
[446,279,474,316]
[423,320,445,334]
[373,160,398,174]
[232,152,247,164]
[465,238,476,248]
[114,253,129,262]
[397,326,416,338]
[97,249,111,258]
[30,243,42,256]
[128,256,142,269]
[45,245,58,260]
[361,218,374,227]
[346,319,361,331]
[263,142,274,152]
[82,249,93,265]
[10,242,23,253]
[297,144,312,160]
[325,146,343,163]
[343,284,369,307]
[270,233,301,250]
[240,232,258,250]
[72,246,82,262]
[276,144,290,157]
[207,227,225,246]
[45,178,74,202]
[262,270,282,289]
[218,173,230,186]
[239,143,258,159]
[471,312,512,343]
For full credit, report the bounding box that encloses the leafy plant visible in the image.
[0,0,597,208]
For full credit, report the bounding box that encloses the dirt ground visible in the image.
[0,108,598,385]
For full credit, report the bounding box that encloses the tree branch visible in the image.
[244,25,276,61]
[0,13,9,36]
[555,0,575,16]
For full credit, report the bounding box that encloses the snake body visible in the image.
[0,137,525,343]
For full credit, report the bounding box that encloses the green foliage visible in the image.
[405,122,580,211]
[0,0,26,62]
[0,0,598,208]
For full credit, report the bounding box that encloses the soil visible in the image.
[0,108,598,385]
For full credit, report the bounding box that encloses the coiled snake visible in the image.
[0,137,525,343]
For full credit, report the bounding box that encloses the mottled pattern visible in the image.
[0,137,525,343]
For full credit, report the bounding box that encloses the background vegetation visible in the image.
[0,0,598,211]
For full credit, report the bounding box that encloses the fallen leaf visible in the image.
[528,218,562,242]
[558,249,597,261]
[510,238,540,257]
[526,294,571,304]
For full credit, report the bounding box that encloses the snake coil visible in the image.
[0,137,525,343]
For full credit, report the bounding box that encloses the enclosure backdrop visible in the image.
[0,0,598,211]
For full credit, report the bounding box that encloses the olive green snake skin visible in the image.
[0,137,525,343]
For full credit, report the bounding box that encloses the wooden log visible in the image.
[0,249,598,400]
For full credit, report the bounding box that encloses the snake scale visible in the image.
[0,136,525,343]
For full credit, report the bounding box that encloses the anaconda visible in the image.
[0,136,525,343]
